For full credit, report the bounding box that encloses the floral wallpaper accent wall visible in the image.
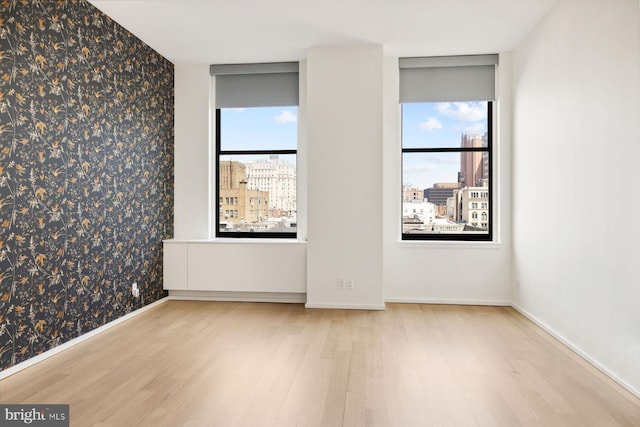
[0,0,174,370]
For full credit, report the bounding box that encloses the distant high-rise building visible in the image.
[459,133,488,188]
[402,200,437,232]
[424,182,459,206]
[434,182,460,189]
[219,160,246,190]
[219,161,269,226]
[403,184,424,202]
[424,182,460,218]
[246,155,296,215]
[450,183,489,230]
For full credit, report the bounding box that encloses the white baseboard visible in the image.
[168,290,306,304]
[0,297,169,380]
[305,302,386,310]
[385,297,511,306]
[511,303,640,400]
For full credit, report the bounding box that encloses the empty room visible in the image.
[1,0,639,425]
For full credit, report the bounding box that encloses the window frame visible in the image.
[215,108,298,239]
[401,101,494,242]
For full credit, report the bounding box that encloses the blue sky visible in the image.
[402,101,488,190]
[220,106,298,151]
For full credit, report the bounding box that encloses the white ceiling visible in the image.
[89,0,559,64]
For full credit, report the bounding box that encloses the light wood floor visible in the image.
[1,301,639,426]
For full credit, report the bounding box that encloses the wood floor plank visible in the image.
[1,301,639,426]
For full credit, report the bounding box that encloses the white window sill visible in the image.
[164,238,306,245]
[395,240,502,249]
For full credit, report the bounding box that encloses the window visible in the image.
[211,63,298,238]
[399,55,497,241]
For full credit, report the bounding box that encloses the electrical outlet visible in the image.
[515,280,520,292]
[337,279,344,290]
[346,279,354,290]
[132,282,140,298]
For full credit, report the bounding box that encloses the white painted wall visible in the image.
[512,0,640,396]
[382,55,513,305]
[173,47,516,311]
[171,63,308,297]
[174,64,211,239]
[173,51,512,307]
[305,45,384,309]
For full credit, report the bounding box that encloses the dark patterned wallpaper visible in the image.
[0,0,174,370]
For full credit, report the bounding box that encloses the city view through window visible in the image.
[217,107,297,236]
[216,102,490,238]
[402,101,491,239]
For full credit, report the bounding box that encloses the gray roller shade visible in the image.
[211,62,299,108]
[399,54,498,103]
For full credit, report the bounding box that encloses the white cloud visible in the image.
[462,122,486,134]
[419,117,443,131]
[404,156,458,174]
[273,110,297,124]
[436,102,486,122]
[404,164,438,173]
